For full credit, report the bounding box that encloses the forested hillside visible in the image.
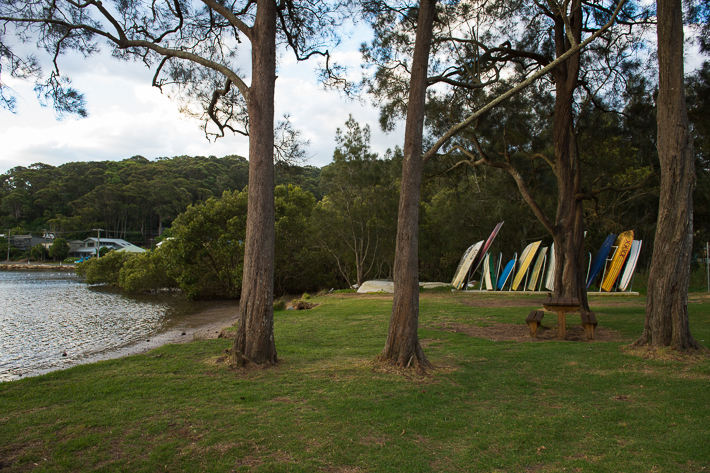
[0,155,321,244]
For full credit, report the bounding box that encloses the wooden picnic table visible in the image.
[525,295,598,340]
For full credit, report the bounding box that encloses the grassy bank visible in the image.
[1,292,709,472]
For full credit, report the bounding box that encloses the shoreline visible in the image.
[0,263,75,271]
[3,303,238,383]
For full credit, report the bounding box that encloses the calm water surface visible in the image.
[0,271,233,382]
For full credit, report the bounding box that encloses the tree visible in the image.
[118,250,177,294]
[364,0,631,368]
[426,0,652,311]
[1,0,346,366]
[30,244,47,262]
[48,238,69,261]
[273,185,331,296]
[376,0,437,370]
[161,190,248,299]
[315,116,398,287]
[633,0,702,350]
[76,250,132,285]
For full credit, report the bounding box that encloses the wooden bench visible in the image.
[542,295,580,340]
[580,311,598,340]
[526,310,545,337]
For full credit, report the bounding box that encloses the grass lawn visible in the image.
[1,291,709,472]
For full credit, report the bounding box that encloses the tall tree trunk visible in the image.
[379,0,436,370]
[550,1,588,309]
[234,0,278,365]
[633,0,701,350]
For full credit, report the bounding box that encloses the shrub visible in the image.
[273,299,287,311]
[118,250,177,293]
[76,251,132,285]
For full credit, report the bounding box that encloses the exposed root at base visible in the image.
[221,347,278,370]
[631,335,706,352]
[622,344,709,362]
[373,355,433,376]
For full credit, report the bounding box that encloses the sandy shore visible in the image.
[94,303,239,359]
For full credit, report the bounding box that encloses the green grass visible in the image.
[1,292,709,472]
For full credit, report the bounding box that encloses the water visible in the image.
[0,271,235,382]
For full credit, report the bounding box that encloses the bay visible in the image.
[0,270,236,382]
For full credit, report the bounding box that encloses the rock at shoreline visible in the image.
[1,264,75,271]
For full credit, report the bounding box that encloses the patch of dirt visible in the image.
[437,322,624,342]
[585,298,646,307]
[458,295,645,308]
[459,297,544,308]
[320,467,363,472]
[235,454,263,469]
[270,396,301,404]
[359,436,387,446]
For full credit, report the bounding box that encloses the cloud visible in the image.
[0,28,404,174]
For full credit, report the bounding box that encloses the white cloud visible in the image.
[0,30,404,174]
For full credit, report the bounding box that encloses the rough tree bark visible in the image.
[379,0,437,370]
[234,0,278,365]
[633,0,701,350]
[549,0,590,310]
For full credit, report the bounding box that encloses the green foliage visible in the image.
[48,238,70,261]
[274,184,336,295]
[29,244,47,261]
[273,299,287,311]
[313,116,399,286]
[76,251,132,285]
[160,190,248,299]
[112,184,334,299]
[118,250,176,293]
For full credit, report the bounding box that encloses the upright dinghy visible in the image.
[618,240,642,291]
[451,241,484,290]
[544,243,555,291]
[497,258,516,291]
[527,246,548,291]
[511,241,541,291]
[587,234,616,289]
[601,231,634,291]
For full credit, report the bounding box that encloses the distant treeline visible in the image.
[0,155,321,244]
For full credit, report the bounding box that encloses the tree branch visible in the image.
[422,0,628,164]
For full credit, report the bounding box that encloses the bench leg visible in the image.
[557,311,566,340]
[528,321,539,338]
[583,324,595,340]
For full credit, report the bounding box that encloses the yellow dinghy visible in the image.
[511,241,541,291]
[601,230,634,291]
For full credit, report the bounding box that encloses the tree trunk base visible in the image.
[376,342,433,374]
[225,347,278,369]
[631,332,704,351]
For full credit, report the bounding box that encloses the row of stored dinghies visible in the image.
[452,223,642,293]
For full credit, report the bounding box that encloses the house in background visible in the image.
[69,238,146,258]
[9,234,54,252]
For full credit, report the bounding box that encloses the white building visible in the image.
[69,238,146,258]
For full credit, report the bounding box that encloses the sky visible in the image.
[0,25,404,175]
